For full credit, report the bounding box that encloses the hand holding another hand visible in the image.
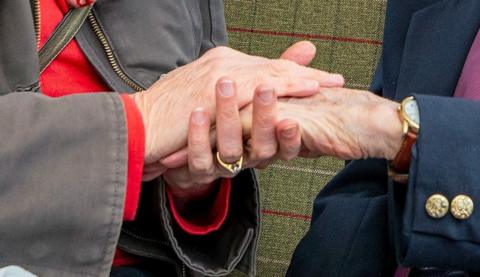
[131,43,344,168]
[240,87,404,161]
[159,78,301,204]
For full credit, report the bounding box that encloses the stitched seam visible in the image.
[245,169,261,276]
[121,229,169,246]
[117,245,177,265]
[97,94,124,274]
[159,174,256,276]
[207,0,217,47]
[185,1,200,54]
[97,93,117,274]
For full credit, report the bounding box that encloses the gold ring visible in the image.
[216,152,243,176]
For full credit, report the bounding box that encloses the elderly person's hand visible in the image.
[240,87,403,161]
[152,78,301,205]
[130,44,344,175]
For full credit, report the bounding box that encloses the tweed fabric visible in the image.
[224,0,387,276]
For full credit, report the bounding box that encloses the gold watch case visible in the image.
[398,96,420,134]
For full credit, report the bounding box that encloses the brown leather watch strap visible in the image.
[390,131,417,173]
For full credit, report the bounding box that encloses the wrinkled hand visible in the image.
[131,44,344,171]
[240,87,404,160]
[156,41,329,168]
[159,78,301,202]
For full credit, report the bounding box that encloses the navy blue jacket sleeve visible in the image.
[396,94,480,271]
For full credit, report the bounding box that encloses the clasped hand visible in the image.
[133,41,403,203]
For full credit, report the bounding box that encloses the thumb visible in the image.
[279,41,317,66]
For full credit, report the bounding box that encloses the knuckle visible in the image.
[190,159,212,173]
[269,59,296,74]
[189,136,207,148]
[204,46,218,57]
[218,107,238,120]
[210,57,226,70]
[256,113,274,128]
[282,76,298,89]
[210,46,231,59]
[252,147,276,160]
[220,148,243,162]
[201,48,216,61]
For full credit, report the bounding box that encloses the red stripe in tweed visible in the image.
[227,27,383,45]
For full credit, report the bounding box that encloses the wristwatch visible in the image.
[389,96,420,183]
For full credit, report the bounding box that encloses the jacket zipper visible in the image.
[33,1,143,92]
[87,12,144,92]
[33,0,41,48]
[181,264,187,277]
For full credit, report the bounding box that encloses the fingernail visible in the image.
[329,74,345,84]
[219,80,234,97]
[192,107,206,125]
[282,124,298,138]
[305,80,319,90]
[258,87,274,104]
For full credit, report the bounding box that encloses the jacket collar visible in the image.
[382,0,480,100]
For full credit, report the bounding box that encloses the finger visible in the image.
[280,41,316,66]
[276,119,301,161]
[142,161,167,181]
[162,167,191,188]
[161,127,217,169]
[188,107,214,176]
[142,169,166,182]
[160,148,188,168]
[269,60,345,90]
[143,162,166,173]
[216,78,243,163]
[251,85,278,162]
[265,77,319,98]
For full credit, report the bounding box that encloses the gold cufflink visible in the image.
[450,195,474,220]
[425,194,449,219]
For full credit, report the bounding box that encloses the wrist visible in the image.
[383,101,404,160]
[366,99,403,160]
[130,91,163,163]
[129,92,147,126]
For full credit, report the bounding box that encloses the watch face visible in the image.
[404,98,420,125]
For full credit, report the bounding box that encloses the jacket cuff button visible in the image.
[425,194,449,219]
[451,195,474,220]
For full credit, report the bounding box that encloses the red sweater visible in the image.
[39,0,231,267]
